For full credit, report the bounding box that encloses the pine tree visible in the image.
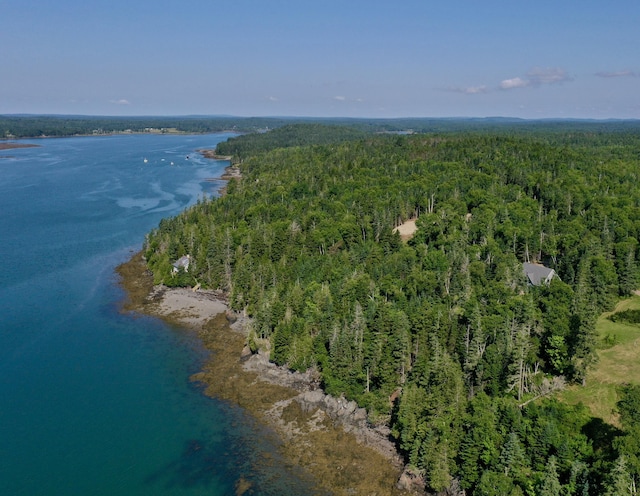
[604,456,635,496]
[499,431,527,478]
[537,456,562,496]
[567,460,590,496]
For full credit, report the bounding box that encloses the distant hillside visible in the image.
[214,123,371,160]
[3,114,639,139]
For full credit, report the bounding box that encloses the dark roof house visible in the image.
[523,262,557,286]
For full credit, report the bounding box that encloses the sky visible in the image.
[2,0,639,119]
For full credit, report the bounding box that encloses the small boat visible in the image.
[143,158,148,163]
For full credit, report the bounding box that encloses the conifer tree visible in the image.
[604,456,635,496]
[537,456,562,496]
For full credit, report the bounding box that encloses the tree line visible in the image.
[0,115,264,138]
[144,124,640,494]
[6,114,639,139]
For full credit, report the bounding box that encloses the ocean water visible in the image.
[0,135,316,495]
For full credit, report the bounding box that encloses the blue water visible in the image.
[0,135,316,495]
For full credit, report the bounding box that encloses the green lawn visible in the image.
[559,295,640,426]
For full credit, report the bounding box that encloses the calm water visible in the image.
[0,135,316,495]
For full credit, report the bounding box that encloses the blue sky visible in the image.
[2,0,638,118]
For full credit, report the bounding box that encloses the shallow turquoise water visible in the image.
[0,135,317,495]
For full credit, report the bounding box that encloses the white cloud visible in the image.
[461,86,488,94]
[500,67,571,90]
[110,99,130,105]
[595,70,636,78]
[444,85,489,95]
[268,96,278,101]
[527,67,571,85]
[465,86,488,94]
[500,77,529,90]
[333,95,346,101]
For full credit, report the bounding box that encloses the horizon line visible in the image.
[2,113,640,123]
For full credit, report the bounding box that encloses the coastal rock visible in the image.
[343,399,357,415]
[239,350,411,463]
[242,352,270,372]
[353,407,367,423]
[396,468,427,495]
[323,395,338,414]
[299,390,324,410]
[232,327,417,492]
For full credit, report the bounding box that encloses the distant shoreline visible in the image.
[0,130,240,142]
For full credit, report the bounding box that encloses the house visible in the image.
[523,262,558,286]
[172,254,191,274]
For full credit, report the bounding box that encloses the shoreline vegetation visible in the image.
[117,124,640,495]
[116,252,416,496]
[116,147,418,495]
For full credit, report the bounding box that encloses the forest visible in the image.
[0,115,271,137]
[4,114,638,139]
[143,123,640,495]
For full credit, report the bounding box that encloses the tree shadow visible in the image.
[582,417,622,460]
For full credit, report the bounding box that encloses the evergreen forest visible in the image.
[4,113,638,139]
[143,123,640,495]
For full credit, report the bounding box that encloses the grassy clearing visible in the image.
[559,295,640,425]
[598,295,640,347]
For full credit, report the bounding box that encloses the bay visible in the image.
[0,134,316,495]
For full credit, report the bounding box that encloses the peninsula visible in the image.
[132,122,640,495]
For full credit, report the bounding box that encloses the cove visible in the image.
[0,134,317,495]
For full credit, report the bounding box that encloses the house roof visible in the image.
[172,255,190,268]
[523,262,556,286]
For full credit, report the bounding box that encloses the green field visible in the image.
[560,295,640,425]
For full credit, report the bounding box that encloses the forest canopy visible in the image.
[144,123,640,495]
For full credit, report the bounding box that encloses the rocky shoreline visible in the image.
[196,148,241,195]
[196,148,234,161]
[117,252,423,495]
